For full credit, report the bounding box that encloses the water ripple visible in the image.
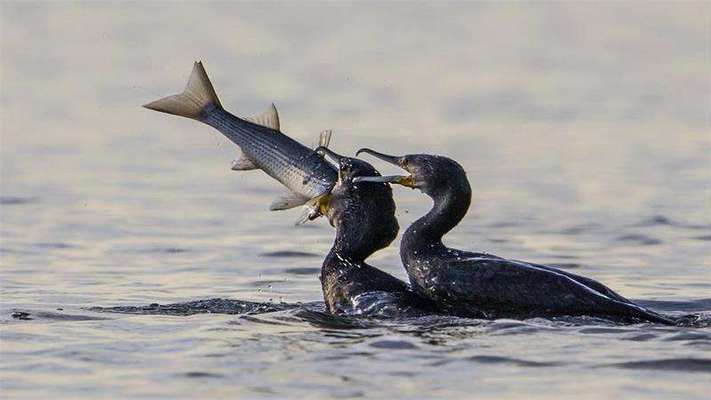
[87,298,296,316]
[181,371,226,379]
[259,250,320,258]
[614,233,662,246]
[0,196,39,205]
[468,355,561,367]
[10,310,108,321]
[284,267,321,275]
[606,358,711,373]
[369,340,418,350]
[431,355,561,368]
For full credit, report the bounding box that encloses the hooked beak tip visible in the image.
[355,148,370,157]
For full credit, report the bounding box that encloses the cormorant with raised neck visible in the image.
[355,148,674,325]
[315,148,434,317]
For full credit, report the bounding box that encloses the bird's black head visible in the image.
[315,147,399,260]
[355,148,470,200]
[336,156,380,186]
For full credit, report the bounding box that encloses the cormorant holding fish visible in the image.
[144,61,432,316]
[356,148,674,325]
[316,148,434,316]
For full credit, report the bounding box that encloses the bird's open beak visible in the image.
[355,148,415,188]
[352,175,415,187]
[356,148,404,166]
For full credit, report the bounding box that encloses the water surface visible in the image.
[1,2,710,399]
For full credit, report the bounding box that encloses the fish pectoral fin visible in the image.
[230,148,258,171]
[269,191,310,211]
[294,205,319,225]
[294,195,330,225]
[245,103,280,131]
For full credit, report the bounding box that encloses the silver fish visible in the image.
[144,62,337,219]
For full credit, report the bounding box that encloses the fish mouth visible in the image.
[315,146,350,185]
[314,146,342,170]
[354,148,416,188]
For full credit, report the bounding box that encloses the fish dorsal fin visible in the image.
[231,147,258,171]
[318,129,332,148]
[269,191,310,211]
[245,103,280,131]
[311,129,332,150]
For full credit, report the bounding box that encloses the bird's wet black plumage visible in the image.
[314,148,434,317]
[356,148,674,325]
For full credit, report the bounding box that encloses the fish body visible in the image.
[203,105,335,200]
[144,62,337,212]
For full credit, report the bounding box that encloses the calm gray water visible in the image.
[2,2,710,399]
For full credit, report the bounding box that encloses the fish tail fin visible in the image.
[143,61,221,120]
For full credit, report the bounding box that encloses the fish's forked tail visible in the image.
[143,61,221,120]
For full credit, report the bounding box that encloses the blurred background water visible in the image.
[1,2,710,399]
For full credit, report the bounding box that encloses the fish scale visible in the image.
[203,108,333,198]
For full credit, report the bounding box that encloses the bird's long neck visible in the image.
[322,184,399,273]
[402,182,471,257]
[324,218,374,269]
[329,231,365,263]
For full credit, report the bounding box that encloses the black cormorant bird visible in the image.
[355,148,674,325]
[314,147,433,316]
